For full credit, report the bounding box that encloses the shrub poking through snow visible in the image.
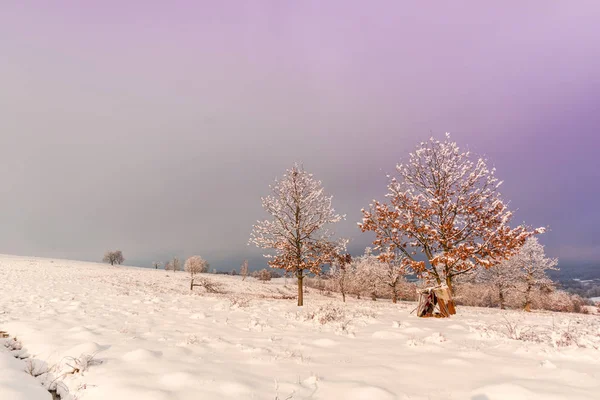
[4,337,22,351]
[191,277,224,294]
[24,359,47,377]
[306,303,347,325]
[294,303,376,334]
[256,268,272,282]
[229,295,251,308]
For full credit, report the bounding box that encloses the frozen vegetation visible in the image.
[1,254,599,399]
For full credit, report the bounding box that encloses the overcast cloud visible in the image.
[1,1,599,269]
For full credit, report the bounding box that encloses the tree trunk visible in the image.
[391,282,398,303]
[524,283,532,312]
[297,269,304,306]
[445,275,457,313]
[190,277,194,291]
[498,285,506,310]
[342,291,346,302]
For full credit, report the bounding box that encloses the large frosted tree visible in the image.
[359,134,545,307]
[250,164,346,306]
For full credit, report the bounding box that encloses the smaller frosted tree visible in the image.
[329,253,352,302]
[152,261,162,270]
[376,253,407,304]
[165,256,181,273]
[103,250,124,266]
[353,249,383,301]
[250,164,346,306]
[185,256,209,290]
[476,258,520,309]
[240,260,249,281]
[513,237,559,311]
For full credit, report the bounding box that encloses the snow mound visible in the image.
[471,383,546,400]
[122,348,163,362]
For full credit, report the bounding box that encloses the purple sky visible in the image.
[1,1,599,269]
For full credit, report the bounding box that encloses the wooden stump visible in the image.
[437,299,450,318]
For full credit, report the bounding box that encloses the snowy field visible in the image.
[1,255,599,400]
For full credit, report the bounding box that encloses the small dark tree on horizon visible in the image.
[103,250,124,266]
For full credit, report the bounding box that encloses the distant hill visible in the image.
[548,262,600,300]
[548,262,600,282]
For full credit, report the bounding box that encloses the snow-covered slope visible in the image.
[0,254,599,399]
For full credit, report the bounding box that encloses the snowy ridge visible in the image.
[1,255,599,399]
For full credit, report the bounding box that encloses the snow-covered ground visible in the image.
[1,254,599,400]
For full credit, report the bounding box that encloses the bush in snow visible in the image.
[191,276,224,293]
[310,304,346,325]
[3,337,22,351]
[316,249,418,303]
[533,290,587,313]
[290,303,376,337]
[453,279,588,314]
[102,250,124,266]
[24,359,48,377]
[186,256,210,290]
[229,295,251,308]
[453,281,497,308]
[256,268,272,282]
